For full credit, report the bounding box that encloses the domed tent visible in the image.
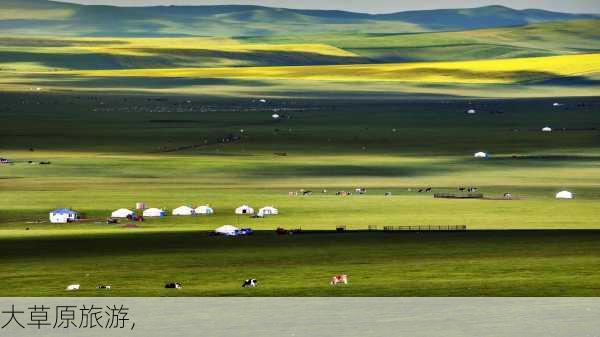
[258,206,279,217]
[542,127,553,132]
[214,225,240,236]
[195,205,214,215]
[474,152,488,158]
[235,205,254,215]
[111,208,134,218]
[555,191,573,199]
[466,109,477,114]
[143,208,166,217]
[173,206,194,216]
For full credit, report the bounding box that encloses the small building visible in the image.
[235,205,254,215]
[49,208,79,224]
[111,208,134,218]
[195,205,214,215]
[143,208,166,217]
[172,206,195,216]
[258,206,279,217]
[555,191,573,199]
[474,152,488,158]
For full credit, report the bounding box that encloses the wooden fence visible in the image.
[382,225,467,232]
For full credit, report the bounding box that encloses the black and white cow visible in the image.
[165,282,182,289]
[242,279,258,288]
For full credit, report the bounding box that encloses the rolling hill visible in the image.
[0,20,597,71]
[245,20,600,63]
[0,0,597,37]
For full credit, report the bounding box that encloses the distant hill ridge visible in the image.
[0,1,597,36]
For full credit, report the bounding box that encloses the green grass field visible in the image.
[2,92,600,296]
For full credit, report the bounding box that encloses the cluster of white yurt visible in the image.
[172,205,214,216]
[474,152,488,159]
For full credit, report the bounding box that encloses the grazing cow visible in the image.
[303,191,312,196]
[66,284,80,291]
[330,274,348,285]
[425,188,432,192]
[242,279,258,288]
[165,282,182,289]
[418,189,423,193]
[97,285,112,290]
[384,192,392,197]
[459,187,466,192]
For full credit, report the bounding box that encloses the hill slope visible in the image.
[245,20,600,62]
[0,0,596,37]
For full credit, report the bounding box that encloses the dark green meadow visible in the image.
[3,230,600,297]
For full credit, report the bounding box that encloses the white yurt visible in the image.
[474,152,488,158]
[195,205,214,215]
[143,208,166,217]
[215,225,239,236]
[272,113,280,119]
[172,206,195,216]
[49,208,79,224]
[555,191,573,199]
[542,127,553,132]
[111,208,134,218]
[258,206,279,217]
[467,109,477,114]
[235,205,254,215]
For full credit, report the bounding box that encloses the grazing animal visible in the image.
[418,189,423,193]
[303,190,312,196]
[459,187,466,192]
[165,282,182,289]
[330,274,348,285]
[96,285,112,290]
[384,192,392,197]
[242,279,258,288]
[425,187,432,192]
[66,284,80,291]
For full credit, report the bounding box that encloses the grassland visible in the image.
[1,14,600,296]
[1,90,600,296]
